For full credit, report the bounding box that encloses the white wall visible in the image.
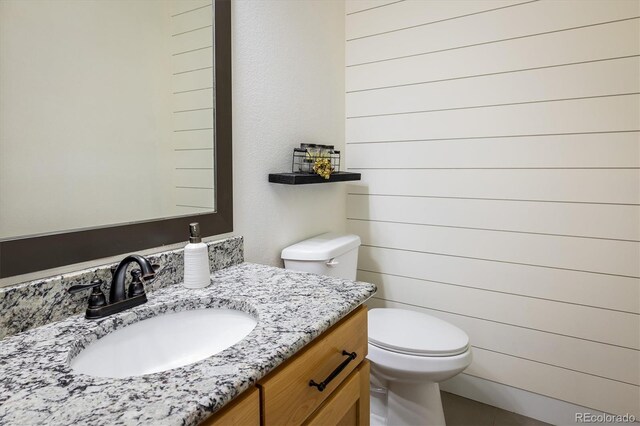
[345,0,640,422]
[231,0,347,267]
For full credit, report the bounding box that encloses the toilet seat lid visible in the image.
[368,308,469,357]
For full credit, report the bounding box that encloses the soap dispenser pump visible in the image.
[183,222,211,288]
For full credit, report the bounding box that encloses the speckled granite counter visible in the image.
[0,263,376,426]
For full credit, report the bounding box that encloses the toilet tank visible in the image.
[281,233,361,280]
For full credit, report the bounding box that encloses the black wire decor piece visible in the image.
[292,143,340,174]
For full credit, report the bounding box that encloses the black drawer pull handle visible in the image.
[309,350,357,392]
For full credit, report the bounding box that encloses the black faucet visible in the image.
[69,254,158,319]
[109,255,156,303]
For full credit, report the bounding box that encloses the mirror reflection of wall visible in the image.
[0,0,214,241]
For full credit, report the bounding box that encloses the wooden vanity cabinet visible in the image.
[203,306,369,426]
[201,387,260,426]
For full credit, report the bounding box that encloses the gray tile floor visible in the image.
[441,392,553,426]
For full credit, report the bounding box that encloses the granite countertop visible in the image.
[0,263,376,426]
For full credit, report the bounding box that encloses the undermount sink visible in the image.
[70,308,257,378]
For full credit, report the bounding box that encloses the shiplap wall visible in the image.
[171,0,215,212]
[345,0,640,420]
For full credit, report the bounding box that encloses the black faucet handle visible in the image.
[147,264,162,280]
[69,278,105,294]
[69,279,108,311]
[128,269,146,298]
[132,266,160,281]
[136,264,161,281]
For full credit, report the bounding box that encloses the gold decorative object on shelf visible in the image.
[313,157,334,179]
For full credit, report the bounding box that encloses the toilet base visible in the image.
[371,380,446,426]
[389,381,446,426]
[371,412,387,426]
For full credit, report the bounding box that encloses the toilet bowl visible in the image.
[368,308,472,426]
[281,233,472,426]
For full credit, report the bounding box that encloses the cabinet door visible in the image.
[200,387,260,426]
[258,307,368,425]
[304,360,370,426]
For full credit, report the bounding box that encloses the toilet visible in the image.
[282,233,473,426]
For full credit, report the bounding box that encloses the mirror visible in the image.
[0,0,232,278]
[1,0,215,240]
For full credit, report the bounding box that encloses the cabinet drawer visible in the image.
[258,306,368,425]
[305,360,370,426]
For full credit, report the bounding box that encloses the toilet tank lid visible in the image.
[369,308,470,357]
[281,233,361,261]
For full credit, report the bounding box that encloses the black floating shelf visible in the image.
[269,171,361,185]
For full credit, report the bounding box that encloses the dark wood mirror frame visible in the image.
[0,0,232,278]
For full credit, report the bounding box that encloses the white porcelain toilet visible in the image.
[368,308,472,426]
[282,233,472,426]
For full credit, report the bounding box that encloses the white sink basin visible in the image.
[70,308,257,378]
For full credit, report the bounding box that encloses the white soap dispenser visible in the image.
[183,222,211,288]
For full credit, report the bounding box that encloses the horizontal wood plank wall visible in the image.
[171,0,215,212]
[345,0,640,418]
